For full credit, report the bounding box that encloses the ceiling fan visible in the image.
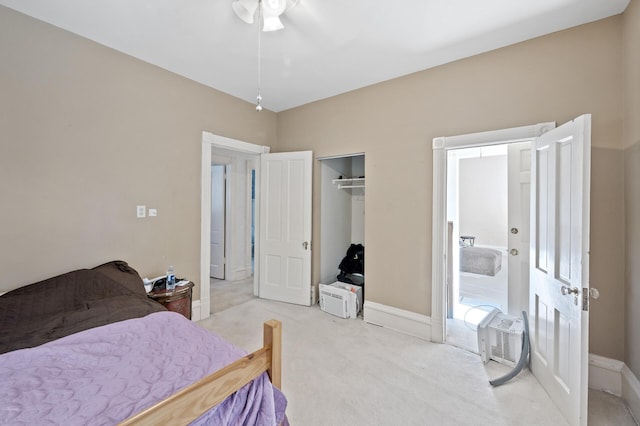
[232,0,299,31]
[231,0,299,111]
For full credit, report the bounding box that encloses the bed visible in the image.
[0,261,287,425]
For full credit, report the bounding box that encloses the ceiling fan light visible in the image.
[261,0,286,32]
[262,15,284,31]
[232,0,259,24]
[262,0,287,16]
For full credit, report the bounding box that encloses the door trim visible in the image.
[430,122,555,343]
[200,132,270,321]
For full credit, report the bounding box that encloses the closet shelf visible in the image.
[332,177,365,190]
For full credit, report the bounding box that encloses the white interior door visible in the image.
[210,164,225,279]
[259,151,312,305]
[507,141,531,315]
[529,115,591,426]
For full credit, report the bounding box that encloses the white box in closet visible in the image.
[319,282,363,319]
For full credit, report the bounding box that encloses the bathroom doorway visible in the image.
[445,141,531,353]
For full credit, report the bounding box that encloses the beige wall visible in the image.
[278,17,626,359]
[1,4,635,364]
[0,6,278,299]
[623,0,640,377]
[590,147,626,360]
[458,155,508,248]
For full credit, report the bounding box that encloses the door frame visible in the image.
[430,122,555,342]
[199,132,270,321]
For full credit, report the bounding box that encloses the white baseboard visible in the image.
[227,268,252,282]
[589,353,624,396]
[588,354,640,423]
[311,284,318,306]
[191,299,205,322]
[363,301,431,341]
[622,364,640,423]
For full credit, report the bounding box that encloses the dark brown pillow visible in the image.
[92,260,146,297]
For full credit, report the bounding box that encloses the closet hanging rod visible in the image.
[336,184,365,189]
[331,177,365,183]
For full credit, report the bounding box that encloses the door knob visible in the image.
[560,286,580,296]
[509,249,519,256]
[511,228,519,234]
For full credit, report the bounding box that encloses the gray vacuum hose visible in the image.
[489,310,530,387]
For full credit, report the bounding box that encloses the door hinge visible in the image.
[582,289,589,311]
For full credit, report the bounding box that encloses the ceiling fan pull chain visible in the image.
[256,0,263,111]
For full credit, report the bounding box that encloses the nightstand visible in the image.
[148,281,194,320]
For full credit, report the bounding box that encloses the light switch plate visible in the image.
[136,205,146,218]
[148,208,157,217]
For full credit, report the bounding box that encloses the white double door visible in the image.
[529,115,591,426]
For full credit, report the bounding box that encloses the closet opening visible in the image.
[318,153,365,319]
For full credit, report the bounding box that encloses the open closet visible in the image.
[318,154,365,317]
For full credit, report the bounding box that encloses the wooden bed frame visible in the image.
[120,319,282,425]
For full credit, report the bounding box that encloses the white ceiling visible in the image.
[0,0,630,112]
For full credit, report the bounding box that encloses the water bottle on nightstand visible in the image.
[166,265,176,291]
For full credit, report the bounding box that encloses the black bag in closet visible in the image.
[337,244,364,286]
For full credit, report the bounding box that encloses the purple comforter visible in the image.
[0,312,287,425]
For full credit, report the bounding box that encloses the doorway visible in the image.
[445,144,510,351]
[430,122,555,344]
[444,140,533,352]
[199,132,313,318]
[433,117,599,425]
[318,154,365,285]
[209,158,258,314]
[199,132,270,321]
[209,153,258,314]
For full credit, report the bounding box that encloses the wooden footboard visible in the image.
[120,319,282,425]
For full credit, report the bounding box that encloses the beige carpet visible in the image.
[197,297,638,426]
[210,277,255,314]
